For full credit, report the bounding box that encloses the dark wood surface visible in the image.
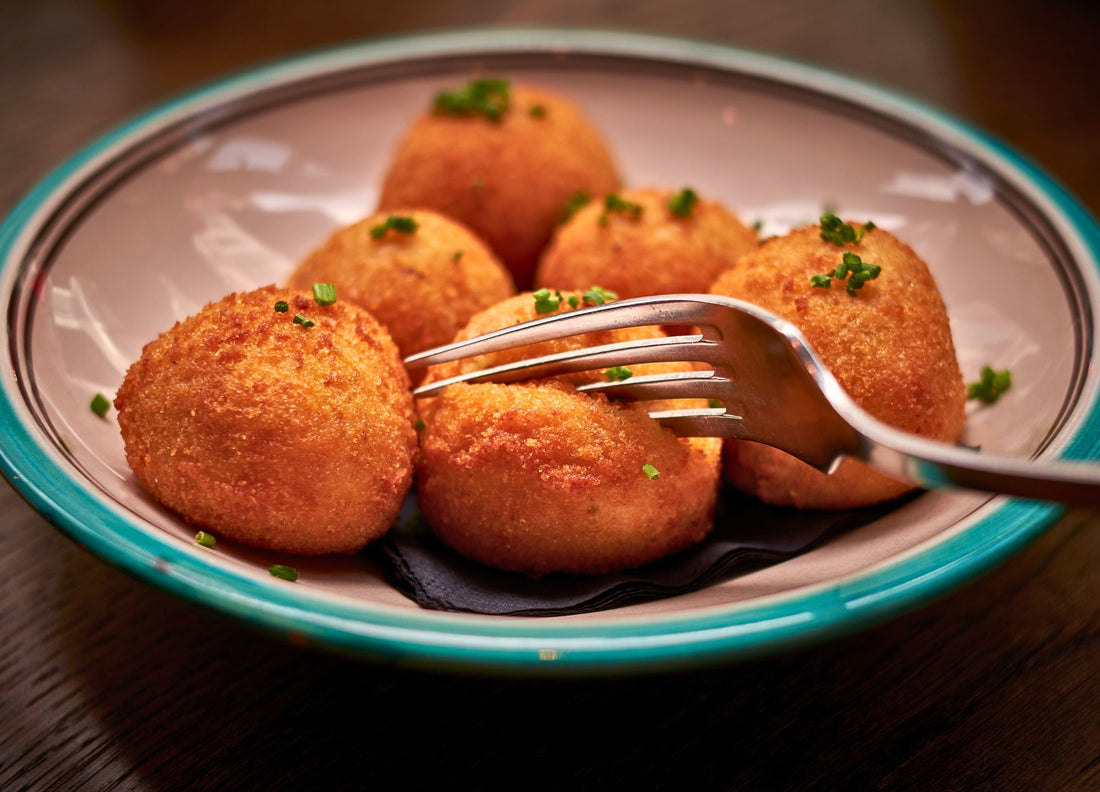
[2,2,1098,789]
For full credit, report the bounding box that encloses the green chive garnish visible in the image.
[274,300,289,313]
[533,288,562,315]
[195,531,216,548]
[90,393,111,418]
[370,215,419,239]
[605,366,633,382]
[293,314,314,328]
[819,214,875,246]
[269,564,299,581]
[668,187,698,218]
[433,78,511,122]
[312,283,337,306]
[414,418,426,431]
[559,190,590,225]
[967,366,1012,404]
[642,463,660,481]
[582,286,618,305]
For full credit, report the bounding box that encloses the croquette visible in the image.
[416,291,722,576]
[536,187,759,298]
[287,208,515,359]
[114,286,417,555]
[378,80,620,290]
[709,221,966,509]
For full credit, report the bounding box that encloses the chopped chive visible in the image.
[642,463,660,481]
[567,295,580,309]
[274,300,289,313]
[967,365,1012,404]
[582,286,618,305]
[452,250,463,262]
[90,393,111,418]
[293,314,315,328]
[600,193,643,224]
[414,418,426,431]
[559,190,590,224]
[604,366,633,382]
[269,564,299,581]
[195,531,216,548]
[668,187,698,218]
[820,214,876,246]
[533,288,562,315]
[370,215,419,239]
[708,399,724,409]
[529,104,546,118]
[433,78,510,122]
[312,283,337,306]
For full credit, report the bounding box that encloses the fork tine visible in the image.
[404,295,721,370]
[575,370,734,403]
[412,335,723,399]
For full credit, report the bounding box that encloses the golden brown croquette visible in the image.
[536,187,759,298]
[287,209,515,359]
[415,291,722,576]
[378,81,620,290]
[114,286,417,555]
[710,222,966,509]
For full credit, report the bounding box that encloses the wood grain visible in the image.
[2,1,1098,789]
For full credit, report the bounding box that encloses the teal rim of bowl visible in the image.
[2,29,1099,674]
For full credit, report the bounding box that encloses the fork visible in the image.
[405,294,1100,509]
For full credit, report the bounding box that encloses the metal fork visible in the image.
[406,294,1100,509]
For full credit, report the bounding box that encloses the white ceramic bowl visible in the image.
[2,29,1099,673]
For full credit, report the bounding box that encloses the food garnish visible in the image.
[532,288,563,314]
[668,188,698,218]
[311,283,337,306]
[433,78,510,122]
[90,393,111,418]
[452,250,463,262]
[968,366,1012,404]
[811,252,881,296]
[529,104,547,118]
[274,300,289,313]
[582,285,617,305]
[370,215,419,239]
[559,190,590,224]
[414,418,426,431]
[293,314,315,328]
[819,213,875,246]
[269,564,300,581]
[599,193,643,226]
[642,463,660,481]
[195,531,216,548]
[605,366,633,381]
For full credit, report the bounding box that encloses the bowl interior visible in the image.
[4,39,1097,653]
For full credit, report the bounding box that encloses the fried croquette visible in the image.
[378,80,620,290]
[710,222,966,509]
[415,291,722,576]
[536,188,759,298]
[287,209,515,359]
[114,286,417,555]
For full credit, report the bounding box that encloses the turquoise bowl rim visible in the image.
[2,29,1098,675]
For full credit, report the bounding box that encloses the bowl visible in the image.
[2,29,1099,674]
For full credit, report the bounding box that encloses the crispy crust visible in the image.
[710,224,966,509]
[288,209,514,360]
[114,286,417,554]
[536,187,758,297]
[378,84,620,289]
[416,292,722,576]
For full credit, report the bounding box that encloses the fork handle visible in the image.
[859,420,1100,509]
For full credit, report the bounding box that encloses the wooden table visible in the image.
[3,2,1098,789]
